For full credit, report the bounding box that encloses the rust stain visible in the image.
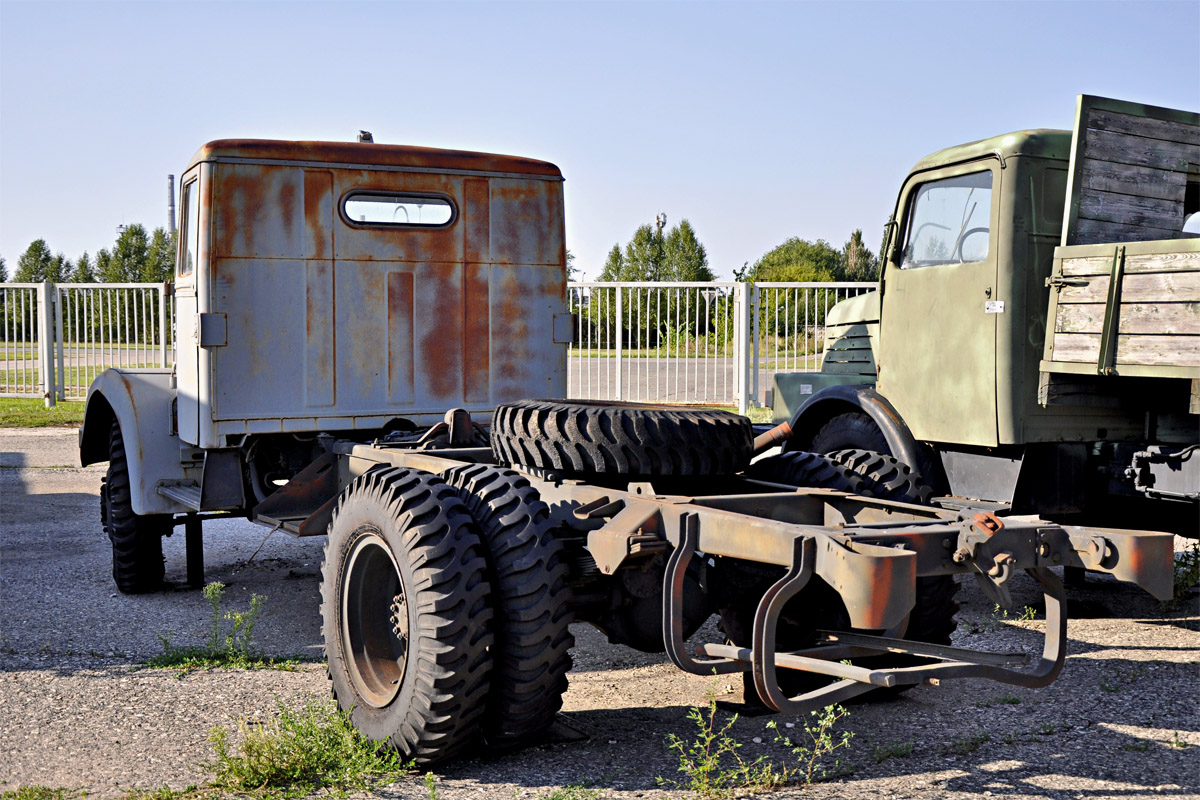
[419,266,463,398]
[304,171,332,260]
[463,264,490,402]
[213,167,267,258]
[278,181,297,240]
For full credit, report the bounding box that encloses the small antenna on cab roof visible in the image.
[357,131,374,143]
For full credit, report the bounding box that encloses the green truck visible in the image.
[772,95,1198,535]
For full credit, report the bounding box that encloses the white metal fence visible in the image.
[568,281,876,412]
[1,280,874,411]
[0,282,174,404]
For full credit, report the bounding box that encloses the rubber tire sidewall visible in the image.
[105,419,169,594]
[321,468,493,764]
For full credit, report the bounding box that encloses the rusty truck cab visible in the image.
[173,139,570,450]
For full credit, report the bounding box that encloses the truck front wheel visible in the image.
[321,467,494,765]
[103,419,171,594]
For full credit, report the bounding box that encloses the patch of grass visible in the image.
[1122,740,1151,752]
[534,786,603,800]
[943,733,990,755]
[767,704,854,784]
[977,693,1021,707]
[146,582,298,675]
[207,698,411,797]
[0,788,82,800]
[0,398,85,427]
[659,688,782,799]
[871,740,913,764]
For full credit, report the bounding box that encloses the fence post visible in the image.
[614,286,623,401]
[159,283,169,367]
[36,281,56,408]
[750,284,760,409]
[735,282,749,415]
[54,284,65,400]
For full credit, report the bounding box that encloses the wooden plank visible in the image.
[1054,302,1200,335]
[1076,160,1186,203]
[1062,249,1200,277]
[1078,188,1184,231]
[1072,217,1186,245]
[1087,109,1200,146]
[1082,128,1197,171]
[1050,332,1200,367]
[1058,271,1200,304]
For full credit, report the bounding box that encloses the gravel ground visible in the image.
[1,427,1197,799]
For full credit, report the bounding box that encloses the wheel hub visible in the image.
[389,592,408,645]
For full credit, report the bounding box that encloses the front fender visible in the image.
[80,368,193,516]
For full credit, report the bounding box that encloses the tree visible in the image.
[105,224,149,283]
[0,256,7,282]
[143,227,176,282]
[742,237,841,283]
[597,244,624,281]
[73,252,95,283]
[840,229,878,282]
[566,249,580,281]
[663,219,715,281]
[15,239,54,282]
[95,249,112,282]
[47,253,73,283]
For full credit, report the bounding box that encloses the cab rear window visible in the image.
[342,193,455,227]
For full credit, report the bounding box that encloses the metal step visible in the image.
[157,481,202,510]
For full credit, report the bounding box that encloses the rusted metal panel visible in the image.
[182,140,566,441]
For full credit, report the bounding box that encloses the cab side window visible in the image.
[178,179,200,277]
[901,171,992,268]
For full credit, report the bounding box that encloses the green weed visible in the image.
[1170,732,1190,749]
[1164,541,1200,610]
[871,740,913,764]
[146,582,298,675]
[0,788,81,800]
[943,733,990,755]
[532,785,602,800]
[1122,740,1151,752]
[206,698,411,797]
[660,689,781,799]
[977,693,1021,707]
[767,704,854,784]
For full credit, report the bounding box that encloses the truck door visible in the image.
[877,162,1000,447]
[174,170,203,445]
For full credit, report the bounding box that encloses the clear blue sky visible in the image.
[1,0,1197,280]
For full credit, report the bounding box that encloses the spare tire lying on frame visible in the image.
[491,399,753,476]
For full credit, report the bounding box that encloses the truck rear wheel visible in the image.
[103,419,171,594]
[491,399,753,476]
[321,467,493,765]
[442,463,574,750]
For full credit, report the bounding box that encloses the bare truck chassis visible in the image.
[235,407,1173,760]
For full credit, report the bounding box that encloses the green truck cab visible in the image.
[775,96,1199,529]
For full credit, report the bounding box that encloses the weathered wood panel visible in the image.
[1083,128,1197,172]
[1087,110,1200,146]
[1078,189,1184,230]
[1054,302,1200,335]
[1076,160,1187,203]
[1072,217,1186,245]
[1061,249,1200,276]
[1051,332,1200,367]
[1057,271,1200,304]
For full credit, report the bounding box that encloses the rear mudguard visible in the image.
[79,368,194,516]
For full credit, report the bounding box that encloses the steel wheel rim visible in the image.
[341,530,408,708]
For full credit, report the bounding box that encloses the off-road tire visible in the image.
[746,450,866,494]
[828,448,934,505]
[491,399,753,476]
[442,463,575,749]
[104,419,171,594]
[321,467,493,765]
[808,411,889,455]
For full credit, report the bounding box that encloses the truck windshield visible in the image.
[901,171,992,268]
